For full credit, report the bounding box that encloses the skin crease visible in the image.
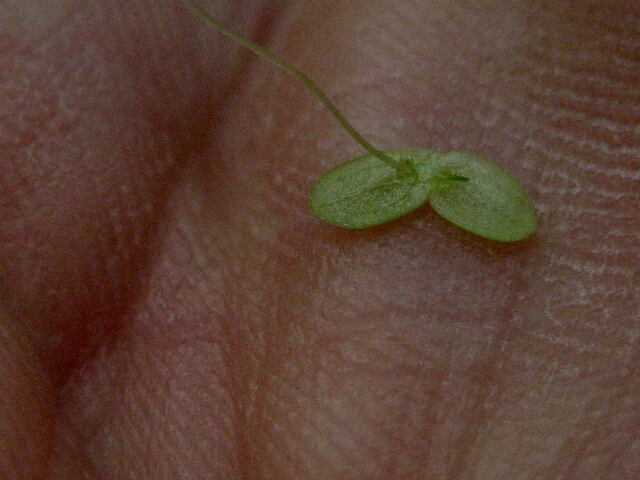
[0,0,639,478]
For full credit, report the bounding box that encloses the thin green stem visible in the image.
[183,0,408,173]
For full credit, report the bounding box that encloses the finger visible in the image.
[40,0,640,479]
[0,0,249,373]
[175,0,640,477]
[0,0,263,478]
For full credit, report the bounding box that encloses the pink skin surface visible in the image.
[1,0,639,478]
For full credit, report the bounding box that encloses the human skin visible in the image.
[1,0,639,478]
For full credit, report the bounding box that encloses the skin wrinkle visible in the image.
[215,226,345,476]
[231,240,324,475]
[540,371,639,478]
[50,165,259,478]
[448,273,533,479]
[298,315,438,467]
[542,304,640,478]
[224,218,537,478]
[131,176,276,478]
[400,1,640,169]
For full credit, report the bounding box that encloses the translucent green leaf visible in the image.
[310,149,537,241]
[427,151,537,241]
[310,150,442,229]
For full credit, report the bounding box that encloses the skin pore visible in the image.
[0,0,638,479]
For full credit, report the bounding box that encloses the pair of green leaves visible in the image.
[311,150,537,242]
[185,0,538,242]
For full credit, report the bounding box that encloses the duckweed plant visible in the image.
[184,0,537,242]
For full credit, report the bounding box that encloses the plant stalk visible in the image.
[183,0,410,174]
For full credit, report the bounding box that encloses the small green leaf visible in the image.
[427,151,537,241]
[311,149,537,241]
[310,150,442,229]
